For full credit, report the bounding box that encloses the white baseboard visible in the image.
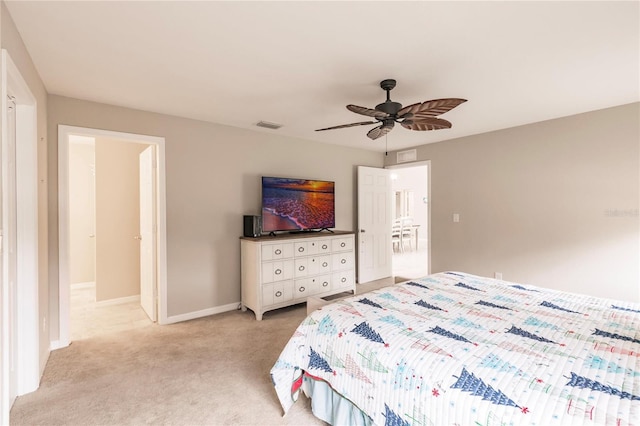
[70,281,95,290]
[95,295,140,307]
[164,302,239,324]
[50,340,67,351]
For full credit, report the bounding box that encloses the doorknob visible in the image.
[134,235,142,240]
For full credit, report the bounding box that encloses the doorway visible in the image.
[68,136,154,340]
[56,126,168,349]
[388,162,429,280]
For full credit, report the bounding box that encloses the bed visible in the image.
[271,272,640,425]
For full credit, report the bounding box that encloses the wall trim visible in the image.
[70,281,95,290]
[95,295,140,307]
[164,302,240,324]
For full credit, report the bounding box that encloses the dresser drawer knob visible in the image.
[322,244,328,250]
[298,247,304,252]
[322,262,328,267]
[298,266,305,271]
[275,249,282,255]
[275,291,282,297]
[341,277,346,283]
[298,286,305,292]
[341,259,346,264]
[275,269,282,275]
[322,281,328,287]
[340,242,346,248]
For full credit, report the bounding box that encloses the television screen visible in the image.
[261,177,335,232]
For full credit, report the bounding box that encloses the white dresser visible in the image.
[240,231,355,320]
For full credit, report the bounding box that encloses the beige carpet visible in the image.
[11,279,397,425]
[10,305,323,426]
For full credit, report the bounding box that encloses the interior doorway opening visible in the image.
[67,135,153,341]
[388,162,429,280]
[56,126,168,349]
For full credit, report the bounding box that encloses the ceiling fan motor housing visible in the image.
[376,79,402,116]
[376,100,402,116]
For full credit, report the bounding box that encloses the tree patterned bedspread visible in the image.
[271,272,640,425]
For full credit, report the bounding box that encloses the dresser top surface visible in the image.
[240,230,354,242]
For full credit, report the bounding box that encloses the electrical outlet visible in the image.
[494,272,503,280]
[453,213,460,223]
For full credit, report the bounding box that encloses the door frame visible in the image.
[386,160,431,275]
[0,49,39,423]
[55,125,168,349]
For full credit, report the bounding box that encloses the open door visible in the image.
[357,166,392,283]
[139,145,157,321]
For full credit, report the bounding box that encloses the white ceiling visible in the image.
[6,1,639,152]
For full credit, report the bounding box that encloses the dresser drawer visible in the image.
[261,243,294,260]
[332,271,354,291]
[293,277,320,299]
[316,239,332,254]
[294,240,325,256]
[331,237,353,252]
[261,260,294,283]
[332,251,354,271]
[294,258,309,277]
[262,281,293,306]
[315,274,332,292]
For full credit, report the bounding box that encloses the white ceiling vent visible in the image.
[396,149,417,163]
[256,120,283,130]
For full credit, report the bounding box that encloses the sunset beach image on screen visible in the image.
[261,177,335,232]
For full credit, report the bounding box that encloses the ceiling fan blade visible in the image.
[347,104,390,119]
[397,98,467,119]
[401,117,452,131]
[367,123,394,140]
[315,121,377,131]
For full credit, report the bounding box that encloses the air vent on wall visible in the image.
[397,149,417,163]
[256,120,283,130]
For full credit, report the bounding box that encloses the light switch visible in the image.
[453,213,460,223]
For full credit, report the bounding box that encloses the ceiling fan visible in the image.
[316,79,467,140]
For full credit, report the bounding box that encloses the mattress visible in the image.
[271,272,640,425]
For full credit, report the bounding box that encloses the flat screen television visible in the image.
[261,176,335,233]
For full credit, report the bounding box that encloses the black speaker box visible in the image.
[243,215,262,237]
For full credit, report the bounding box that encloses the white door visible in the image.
[357,166,392,283]
[139,146,157,321]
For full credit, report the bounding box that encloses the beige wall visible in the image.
[95,138,147,301]
[1,2,49,373]
[385,103,640,302]
[47,95,383,335]
[68,141,95,284]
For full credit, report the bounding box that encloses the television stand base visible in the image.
[288,228,334,235]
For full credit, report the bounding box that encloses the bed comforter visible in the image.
[271,272,640,425]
